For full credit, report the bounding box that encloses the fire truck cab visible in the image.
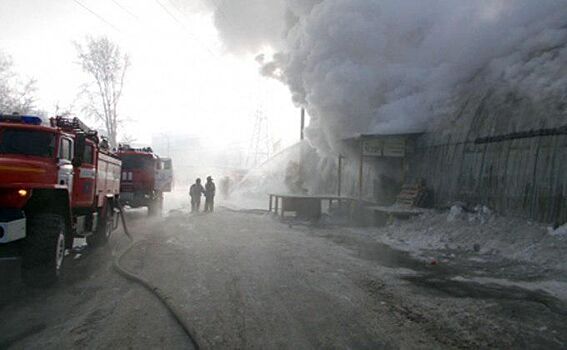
[117,145,172,216]
[0,114,121,286]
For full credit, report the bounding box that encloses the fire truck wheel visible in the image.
[87,204,113,248]
[21,214,66,287]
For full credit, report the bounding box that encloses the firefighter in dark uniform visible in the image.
[204,176,216,212]
[190,178,205,212]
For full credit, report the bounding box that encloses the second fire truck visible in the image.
[117,145,173,216]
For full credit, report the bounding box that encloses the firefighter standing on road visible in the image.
[190,178,205,213]
[204,176,216,212]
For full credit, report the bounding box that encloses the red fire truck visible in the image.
[117,145,172,216]
[0,115,121,286]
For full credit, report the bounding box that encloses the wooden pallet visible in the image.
[367,181,428,225]
[394,183,427,208]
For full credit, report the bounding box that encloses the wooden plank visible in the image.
[367,205,425,215]
[397,192,420,198]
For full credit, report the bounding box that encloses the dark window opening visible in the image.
[121,155,154,170]
[83,145,94,164]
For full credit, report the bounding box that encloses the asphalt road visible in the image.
[1,207,566,349]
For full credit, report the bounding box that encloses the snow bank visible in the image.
[548,223,567,237]
[372,210,567,272]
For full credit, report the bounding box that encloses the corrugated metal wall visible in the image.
[409,87,567,223]
[410,133,567,223]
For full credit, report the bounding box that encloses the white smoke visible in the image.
[197,0,567,152]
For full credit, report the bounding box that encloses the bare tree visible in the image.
[120,133,137,146]
[75,36,129,148]
[54,101,75,118]
[0,50,37,114]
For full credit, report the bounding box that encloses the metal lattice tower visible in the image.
[246,109,271,168]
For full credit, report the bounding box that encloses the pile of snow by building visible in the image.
[549,223,567,237]
[364,208,567,273]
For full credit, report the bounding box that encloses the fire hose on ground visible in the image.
[113,205,202,350]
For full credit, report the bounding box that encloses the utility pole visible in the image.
[300,108,305,140]
[338,155,343,197]
[359,139,364,199]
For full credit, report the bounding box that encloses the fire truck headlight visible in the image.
[18,189,28,197]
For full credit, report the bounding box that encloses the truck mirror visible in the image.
[73,133,86,167]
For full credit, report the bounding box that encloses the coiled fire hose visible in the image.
[113,205,202,349]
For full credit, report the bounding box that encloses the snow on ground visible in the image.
[364,210,567,270]
[194,185,567,276]
[549,223,567,237]
[167,187,567,302]
[349,208,567,301]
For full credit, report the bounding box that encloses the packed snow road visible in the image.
[1,206,566,349]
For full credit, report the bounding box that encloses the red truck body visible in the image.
[0,115,121,286]
[117,146,171,215]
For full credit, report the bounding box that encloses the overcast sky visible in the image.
[0,0,299,151]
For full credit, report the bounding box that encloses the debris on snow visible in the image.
[470,205,494,224]
[364,210,567,273]
[447,205,466,222]
[548,223,567,237]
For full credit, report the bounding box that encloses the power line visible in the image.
[72,0,121,32]
[165,0,217,57]
[153,0,217,57]
[154,0,181,26]
[111,0,140,21]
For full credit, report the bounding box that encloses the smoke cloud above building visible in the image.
[197,0,567,153]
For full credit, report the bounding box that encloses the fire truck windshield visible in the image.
[0,129,56,158]
[121,154,154,170]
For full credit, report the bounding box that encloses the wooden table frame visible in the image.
[268,194,359,219]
